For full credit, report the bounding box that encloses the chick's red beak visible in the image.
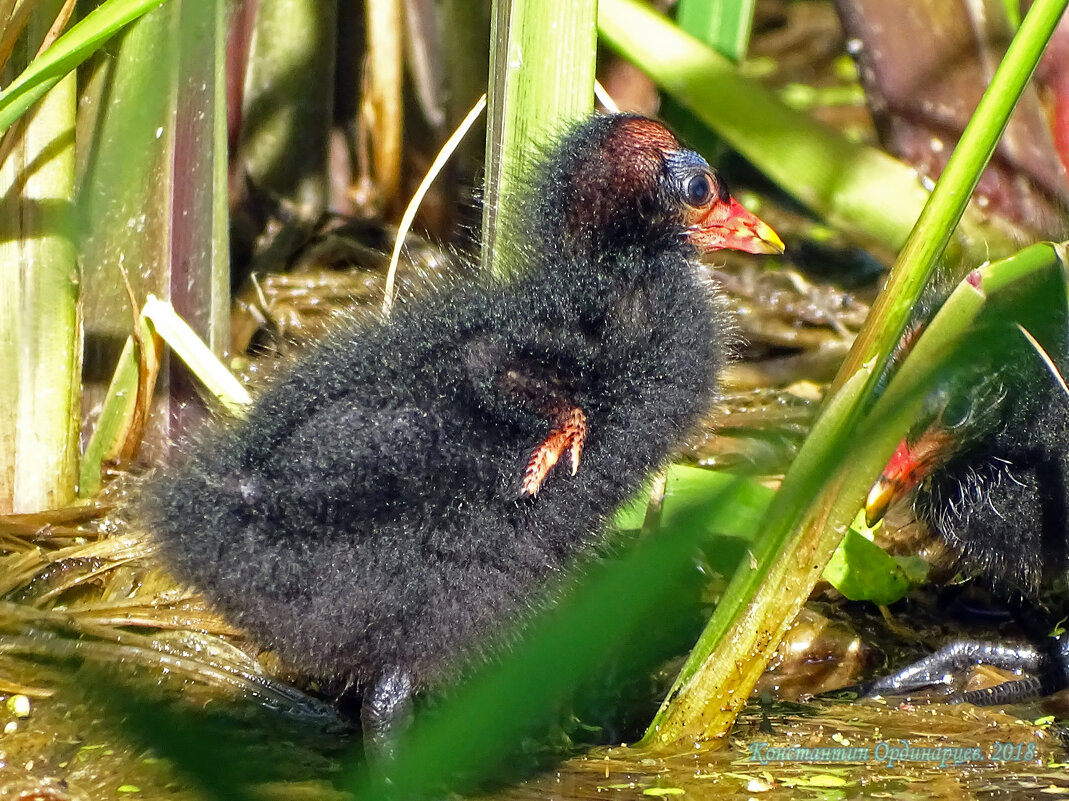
[864,429,956,527]
[687,196,785,255]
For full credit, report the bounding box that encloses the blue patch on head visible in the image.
[662,149,729,204]
[663,149,710,175]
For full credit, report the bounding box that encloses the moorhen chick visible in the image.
[139,113,784,749]
[864,274,1069,702]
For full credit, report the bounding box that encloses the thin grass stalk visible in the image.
[481,0,597,278]
[0,1,77,513]
[141,297,250,415]
[37,0,77,55]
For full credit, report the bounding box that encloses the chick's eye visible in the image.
[684,173,713,207]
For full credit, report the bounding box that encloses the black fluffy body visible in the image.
[913,318,1069,597]
[866,314,1069,702]
[139,114,728,695]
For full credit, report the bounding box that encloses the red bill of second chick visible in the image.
[863,273,1069,701]
[138,113,783,752]
[865,283,1069,596]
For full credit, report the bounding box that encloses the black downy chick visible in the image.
[139,114,784,748]
[864,271,1069,702]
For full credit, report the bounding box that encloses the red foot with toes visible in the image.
[521,407,587,496]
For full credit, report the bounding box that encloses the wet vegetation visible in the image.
[2,0,1069,798]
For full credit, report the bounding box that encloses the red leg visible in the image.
[521,406,587,496]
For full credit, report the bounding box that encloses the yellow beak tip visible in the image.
[756,223,786,255]
[864,481,895,528]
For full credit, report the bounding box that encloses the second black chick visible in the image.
[865,271,1069,702]
[139,114,784,747]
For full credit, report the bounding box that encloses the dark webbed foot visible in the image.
[864,633,1069,704]
[866,640,1044,697]
[521,406,587,496]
